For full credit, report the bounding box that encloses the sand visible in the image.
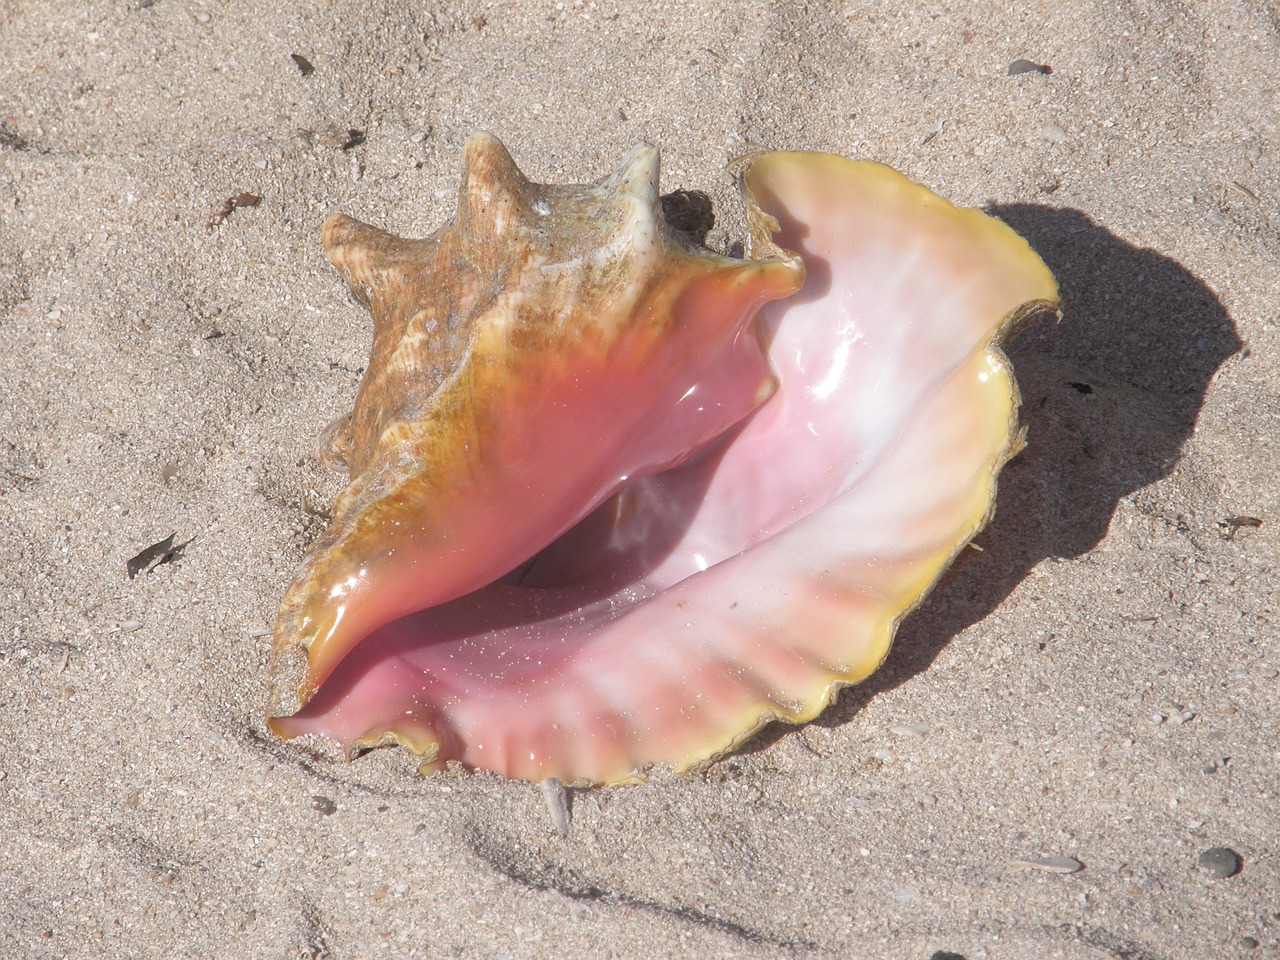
[1,2,1277,958]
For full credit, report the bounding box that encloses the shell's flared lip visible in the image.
[269,138,1060,786]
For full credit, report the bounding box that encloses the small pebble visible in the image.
[1007,59,1052,76]
[888,723,930,738]
[890,885,918,905]
[1147,713,1166,725]
[1010,856,1084,874]
[1240,936,1259,950]
[115,619,143,633]
[1197,846,1242,879]
[1037,124,1068,143]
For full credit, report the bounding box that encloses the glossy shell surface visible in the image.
[269,135,1059,785]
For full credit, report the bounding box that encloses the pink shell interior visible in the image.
[272,151,1058,784]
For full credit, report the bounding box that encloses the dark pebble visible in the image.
[1198,846,1242,879]
[929,953,968,960]
[1008,59,1052,76]
[1240,936,1259,950]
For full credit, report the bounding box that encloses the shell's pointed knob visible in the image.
[606,142,660,205]
[458,131,534,242]
[598,143,662,243]
[320,215,420,308]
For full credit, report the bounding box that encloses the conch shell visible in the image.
[268,133,1059,785]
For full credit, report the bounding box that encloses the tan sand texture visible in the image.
[1,2,1276,958]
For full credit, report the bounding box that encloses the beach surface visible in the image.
[1,2,1277,958]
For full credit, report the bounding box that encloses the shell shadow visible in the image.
[738,204,1241,754]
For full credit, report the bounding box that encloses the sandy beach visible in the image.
[2,2,1277,957]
